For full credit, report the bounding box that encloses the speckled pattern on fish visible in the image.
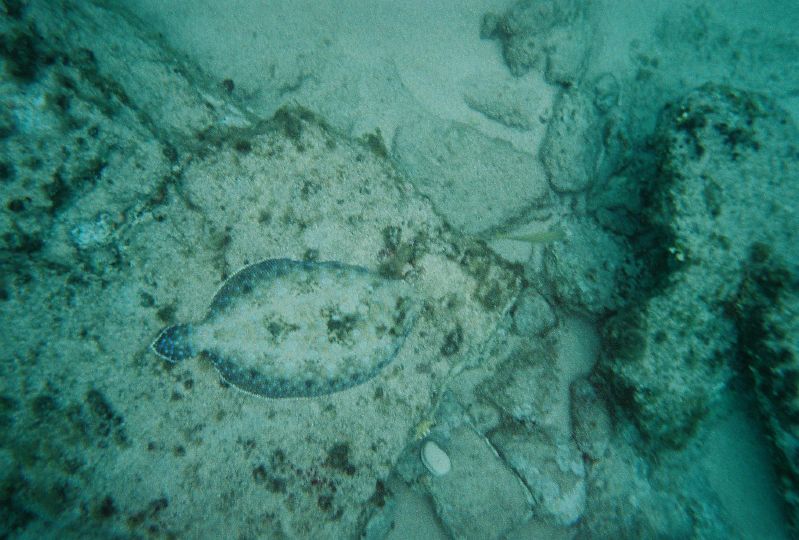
[152,259,419,398]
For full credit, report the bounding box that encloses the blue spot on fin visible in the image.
[152,323,195,363]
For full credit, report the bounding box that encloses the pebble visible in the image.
[421,440,451,477]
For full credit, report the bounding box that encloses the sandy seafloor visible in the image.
[1,0,798,538]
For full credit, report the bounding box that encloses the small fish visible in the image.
[152,259,419,398]
[491,229,566,244]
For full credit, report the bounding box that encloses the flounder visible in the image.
[152,259,419,398]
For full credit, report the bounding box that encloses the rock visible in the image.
[734,247,799,532]
[0,2,523,537]
[30,0,219,142]
[591,73,620,113]
[69,213,114,250]
[569,377,611,461]
[577,442,732,539]
[465,401,502,435]
[600,84,799,452]
[512,288,557,337]
[362,495,397,540]
[392,115,551,234]
[426,425,530,539]
[542,216,637,317]
[587,173,642,237]
[462,76,541,130]
[540,89,601,192]
[480,0,592,86]
[492,426,586,526]
[478,339,561,428]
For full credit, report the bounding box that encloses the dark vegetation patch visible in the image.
[126,496,170,532]
[95,495,116,519]
[252,464,287,493]
[317,494,333,512]
[458,244,520,311]
[139,291,155,307]
[161,144,178,163]
[0,394,19,437]
[440,325,463,356]
[6,198,27,212]
[377,227,426,279]
[234,139,252,153]
[0,161,15,181]
[369,480,388,508]
[2,229,43,254]
[271,107,305,143]
[2,0,27,19]
[0,24,52,82]
[361,128,388,159]
[325,309,359,345]
[85,388,129,447]
[43,171,71,215]
[324,443,356,476]
[268,106,327,151]
[156,304,176,324]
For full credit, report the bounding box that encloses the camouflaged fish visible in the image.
[152,259,419,398]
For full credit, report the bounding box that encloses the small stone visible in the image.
[570,377,611,460]
[70,212,113,249]
[421,440,451,477]
[512,290,557,337]
[592,73,620,113]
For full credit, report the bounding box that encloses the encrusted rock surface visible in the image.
[481,0,593,86]
[0,2,522,537]
[600,84,799,460]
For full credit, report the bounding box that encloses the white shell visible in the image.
[421,440,451,477]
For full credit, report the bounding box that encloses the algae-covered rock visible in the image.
[600,84,799,451]
[542,216,637,317]
[540,90,602,193]
[481,0,592,86]
[734,247,799,531]
[569,377,611,461]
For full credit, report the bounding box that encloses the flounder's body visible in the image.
[152,259,418,398]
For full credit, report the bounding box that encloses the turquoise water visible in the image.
[1,1,797,538]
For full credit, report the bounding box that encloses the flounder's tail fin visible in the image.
[152,324,195,363]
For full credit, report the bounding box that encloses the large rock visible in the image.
[734,247,799,532]
[392,115,551,235]
[542,216,638,317]
[0,2,521,538]
[600,84,799,456]
[462,76,544,131]
[576,439,733,539]
[425,424,531,539]
[492,426,586,527]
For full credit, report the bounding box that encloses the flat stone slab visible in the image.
[0,2,521,537]
[393,115,551,235]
